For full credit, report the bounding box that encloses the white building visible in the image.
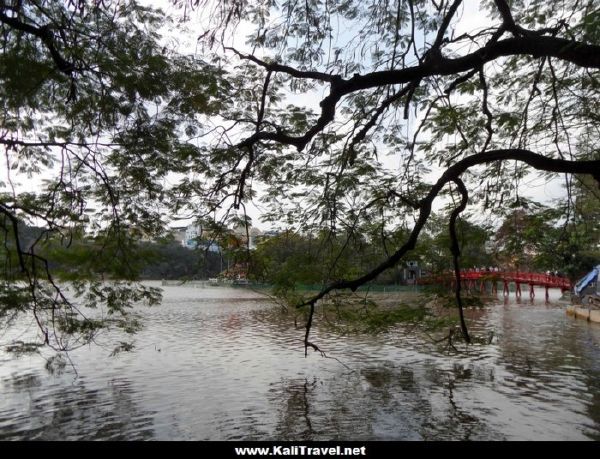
[182,224,221,252]
[183,224,202,249]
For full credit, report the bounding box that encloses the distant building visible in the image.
[404,260,422,284]
[183,224,202,249]
[200,241,221,253]
[232,225,262,250]
[177,223,221,252]
[170,226,187,245]
[179,222,265,251]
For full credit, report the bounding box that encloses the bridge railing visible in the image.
[419,269,571,289]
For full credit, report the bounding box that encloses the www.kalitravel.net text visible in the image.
[234,445,367,456]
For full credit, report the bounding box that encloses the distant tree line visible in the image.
[6,176,597,287]
[248,180,600,293]
[1,226,225,281]
[137,242,224,280]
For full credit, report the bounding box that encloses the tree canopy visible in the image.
[1,0,599,351]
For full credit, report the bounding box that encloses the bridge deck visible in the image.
[419,269,571,299]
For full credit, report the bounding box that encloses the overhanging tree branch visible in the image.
[448,177,470,343]
[232,35,600,153]
[0,9,75,75]
[297,149,600,308]
[430,0,464,51]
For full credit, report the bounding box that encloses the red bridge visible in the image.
[419,269,571,301]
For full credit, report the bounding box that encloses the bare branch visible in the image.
[430,0,464,51]
[346,81,419,165]
[226,47,341,84]
[478,67,494,152]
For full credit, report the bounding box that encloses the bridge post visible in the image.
[529,283,535,299]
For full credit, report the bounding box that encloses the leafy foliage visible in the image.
[0,1,227,351]
[1,0,599,349]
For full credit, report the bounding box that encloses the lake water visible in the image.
[1,283,599,440]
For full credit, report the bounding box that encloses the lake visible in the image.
[1,282,599,440]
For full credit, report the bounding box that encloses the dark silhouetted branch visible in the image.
[448,177,470,343]
[298,149,600,309]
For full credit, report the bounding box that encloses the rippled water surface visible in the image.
[1,283,599,440]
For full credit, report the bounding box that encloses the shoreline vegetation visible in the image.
[270,288,501,352]
[301,290,488,340]
[207,281,591,344]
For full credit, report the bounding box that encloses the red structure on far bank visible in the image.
[419,269,571,301]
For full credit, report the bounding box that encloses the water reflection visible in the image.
[0,375,155,440]
[270,377,319,440]
[266,363,507,441]
[422,364,501,441]
[0,283,599,440]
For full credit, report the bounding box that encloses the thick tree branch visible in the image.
[298,149,600,308]
[430,0,464,51]
[347,36,600,90]
[448,178,470,343]
[234,35,600,153]
[492,0,564,38]
[493,0,521,34]
[0,9,75,75]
